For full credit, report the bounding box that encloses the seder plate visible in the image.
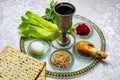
[20,14,106,78]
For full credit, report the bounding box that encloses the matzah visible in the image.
[36,65,46,80]
[0,46,46,80]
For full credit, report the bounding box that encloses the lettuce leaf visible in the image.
[18,11,61,41]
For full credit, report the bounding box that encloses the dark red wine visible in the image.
[55,3,75,15]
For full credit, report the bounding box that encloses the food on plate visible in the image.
[44,0,74,34]
[18,11,61,41]
[45,0,57,24]
[0,46,46,80]
[75,23,91,37]
[29,41,45,56]
[75,41,108,59]
[51,50,70,68]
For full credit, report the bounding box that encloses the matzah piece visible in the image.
[0,46,46,80]
[37,65,46,80]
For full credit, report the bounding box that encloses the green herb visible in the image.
[18,11,61,41]
[45,0,57,24]
[67,24,75,34]
[45,0,75,34]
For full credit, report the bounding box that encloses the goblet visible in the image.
[54,2,75,46]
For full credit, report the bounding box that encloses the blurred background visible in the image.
[0,0,120,80]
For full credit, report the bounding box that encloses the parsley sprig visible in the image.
[45,0,57,24]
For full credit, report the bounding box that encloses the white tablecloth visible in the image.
[0,0,120,80]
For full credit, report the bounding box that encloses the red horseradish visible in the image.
[76,23,90,36]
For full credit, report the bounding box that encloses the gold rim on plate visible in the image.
[20,14,106,77]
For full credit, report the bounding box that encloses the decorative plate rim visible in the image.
[20,14,106,78]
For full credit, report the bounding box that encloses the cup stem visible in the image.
[62,32,67,43]
[57,32,70,46]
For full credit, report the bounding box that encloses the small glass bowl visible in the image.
[28,39,50,57]
[74,22,93,39]
[49,49,74,70]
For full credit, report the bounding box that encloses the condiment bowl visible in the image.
[49,49,74,70]
[28,39,50,57]
[74,22,93,39]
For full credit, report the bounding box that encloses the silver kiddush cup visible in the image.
[54,2,76,46]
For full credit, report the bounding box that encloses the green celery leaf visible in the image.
[18,11,61,41]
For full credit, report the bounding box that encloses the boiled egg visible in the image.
[29,41,45,56]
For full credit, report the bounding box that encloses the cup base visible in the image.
[57,35,70,46]
[52,34,75,49]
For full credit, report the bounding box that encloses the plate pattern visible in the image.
[20,14,105,77]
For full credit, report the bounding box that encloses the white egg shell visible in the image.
[30,41,45,55]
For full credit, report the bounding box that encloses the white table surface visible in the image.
[0,0,120,80]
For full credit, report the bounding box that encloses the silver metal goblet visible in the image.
[54,2,75,46]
